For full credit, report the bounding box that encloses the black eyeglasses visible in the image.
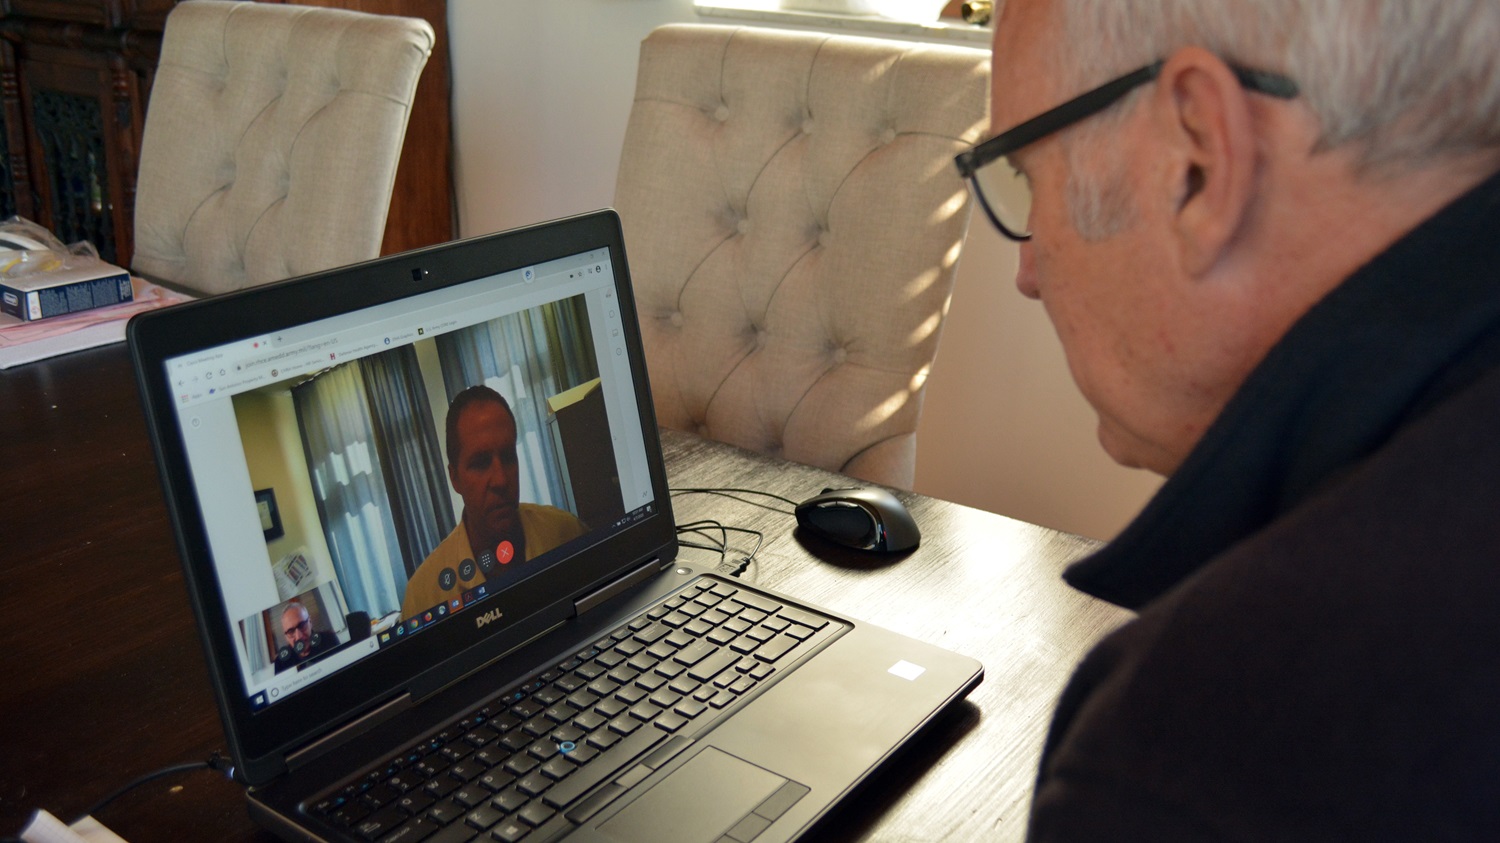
[954,60,1300,241]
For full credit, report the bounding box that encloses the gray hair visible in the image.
[1045,0,1500,238]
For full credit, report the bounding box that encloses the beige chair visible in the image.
[615,24,988,489]
[131,0,433,295]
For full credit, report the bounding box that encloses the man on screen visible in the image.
[401,385,586,620]
[273,601,339,672]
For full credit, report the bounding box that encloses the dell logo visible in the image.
[475,608,505,629]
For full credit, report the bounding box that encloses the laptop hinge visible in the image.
[285,692,415,772]
[574,557,664,616]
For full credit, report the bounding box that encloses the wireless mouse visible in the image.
[794,487,920,553]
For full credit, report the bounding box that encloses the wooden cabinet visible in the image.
[0,0,453,268]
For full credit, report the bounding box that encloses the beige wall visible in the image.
[447,0,1160,540]
[233,388,339,587]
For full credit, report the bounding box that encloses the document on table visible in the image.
[20,810,128,843]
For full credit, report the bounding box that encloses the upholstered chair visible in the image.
[615,24,988,489]
[132,0,433,295]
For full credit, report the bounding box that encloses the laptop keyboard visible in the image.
[311,579,838,843]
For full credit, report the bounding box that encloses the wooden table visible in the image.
[0,344,1130,842]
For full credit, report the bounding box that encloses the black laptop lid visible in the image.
[128,211,677,784]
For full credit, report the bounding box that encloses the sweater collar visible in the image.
[1065,168,1500,610]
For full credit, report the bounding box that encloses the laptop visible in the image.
[128,210,982,843]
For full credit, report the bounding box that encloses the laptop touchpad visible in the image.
[599,747,808,842]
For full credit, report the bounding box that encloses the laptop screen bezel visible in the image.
[128,211,679,784]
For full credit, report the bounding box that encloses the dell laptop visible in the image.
[128,210,982,843]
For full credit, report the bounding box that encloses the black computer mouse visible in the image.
[794,487,921,553]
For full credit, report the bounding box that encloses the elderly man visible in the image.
[273,601,337,672]
[957,0,1500,837]
[401,385,586,620]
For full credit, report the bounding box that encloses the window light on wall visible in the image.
[780,0,951,19]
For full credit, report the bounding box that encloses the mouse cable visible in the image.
[677,519,731,569]
[675,519,765,578]
[72,750,235,824]
[677,520,765,559]
[669,486,798,514]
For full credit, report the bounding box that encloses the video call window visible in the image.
[229,293,626,658]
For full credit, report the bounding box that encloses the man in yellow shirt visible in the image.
[400,385,586,620]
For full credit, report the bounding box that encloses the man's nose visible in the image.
[1015,241,1040,300]
[485,459,511,489]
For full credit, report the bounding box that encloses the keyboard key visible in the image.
[426,799,465,826]
[777,606,829,630]
[784,624,816,641]
[648,690,681,709]
[627,702,662,722]
[606,666,639,685]
[355,807,406,840]
[476,771,514,793]
[451,785,489,808]
[378,816,439,843]
[448,761,484,782]
[586,729,621,751]
[502,754,538,776]
[573,710,608,731]
[397,792,435,816]
[489,819,529,842]
[525,740,559,761]
[755,635,799,663]
[490,788,528,813]
[655,712,689,733]
[465,805,504,831]
[515,771,551,797]
[540,757,573,780]
[687,649,738,683]
[561,743,598,765]
[517,801,555,827]
[734,592,782,614]
[608,715,641,736]
[760,615,790,633]
[634,621,671,644]
[673,640,714,667]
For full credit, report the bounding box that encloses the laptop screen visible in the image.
[159,243,657,714]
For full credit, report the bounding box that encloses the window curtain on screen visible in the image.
[293,363,406,620]
[360,346,454,577]
[241,614,272,676]
[435,299,598,510]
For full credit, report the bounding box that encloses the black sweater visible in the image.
[1028,170,1500,841]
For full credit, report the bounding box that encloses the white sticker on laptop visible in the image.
[888,660,925,681]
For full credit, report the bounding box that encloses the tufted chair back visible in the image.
[131,0,433,295]
[615,24,988,489]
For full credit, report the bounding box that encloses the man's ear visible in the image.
[1154,48,1257,276]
